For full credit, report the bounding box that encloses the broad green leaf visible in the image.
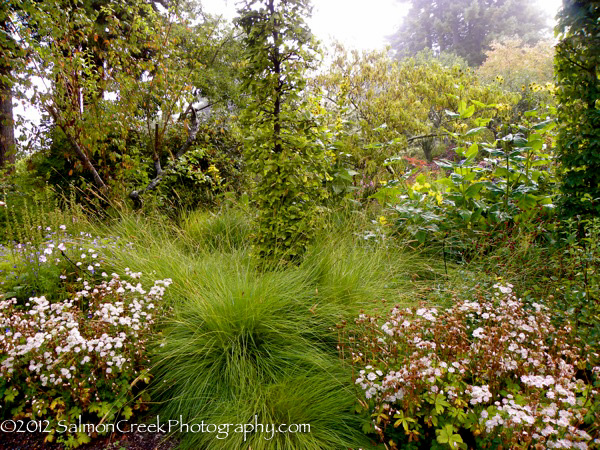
[512,135,528,147]
[465,143,479,159]
[436,424,464,449]
[435,159,455,169]
[465,126,487,136]
[532,119,556,130]
[461,104,475,119]
[465,182,485,198]
[473,117,492,127]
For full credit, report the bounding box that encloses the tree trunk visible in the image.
[422,137,434,163]
[0,31,16,169]
[0,80,15,169]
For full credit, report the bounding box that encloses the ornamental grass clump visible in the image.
[181,207,251,253]
[0,270,171,448]
[343,284,600,449]
[150,265,369,450]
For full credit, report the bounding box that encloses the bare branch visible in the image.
[129,104,203,207]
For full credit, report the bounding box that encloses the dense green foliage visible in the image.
[317,47,515,170]
[1,0,599,449]
[374,107,557,250]
[555,0,600,217]
[236,0,330,261]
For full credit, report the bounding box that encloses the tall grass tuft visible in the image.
[95,206,447,449]
[150,264,368,449]
[181,207,251,253]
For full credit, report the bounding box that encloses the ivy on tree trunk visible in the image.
[555,0,600,217]
[236,0,330,262]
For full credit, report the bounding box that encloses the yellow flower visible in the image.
[207,165,222,183]
[379,215,388,226]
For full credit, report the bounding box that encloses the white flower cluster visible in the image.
[483,397,592,449]
[2,225,134,290]
[469,385,492,405]
[0,273,171,394]
[351,284,598,448]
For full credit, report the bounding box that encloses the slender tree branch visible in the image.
[46,104,108,193]
[129,103,204,207]
[407,133,446,143]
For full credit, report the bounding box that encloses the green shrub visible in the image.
[555,0,600,218]
[238,0,330,262]
[374,110,558,261]
[154,130,245,211]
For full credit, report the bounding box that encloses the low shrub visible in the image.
[374,112,558,257]
[343,284,600,449]
[0,270,171,448]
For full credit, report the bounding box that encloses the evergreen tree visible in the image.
[390,0,549,66]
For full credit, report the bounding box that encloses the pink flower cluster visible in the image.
[344,284,600,448]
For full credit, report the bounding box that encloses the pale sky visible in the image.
[202,0,563,51]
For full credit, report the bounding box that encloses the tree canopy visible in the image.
[390,0,550,66]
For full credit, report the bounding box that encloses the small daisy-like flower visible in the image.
[473,327,485,338]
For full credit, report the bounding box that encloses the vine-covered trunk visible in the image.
[0,45,15,168]
[269,0,283,154]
